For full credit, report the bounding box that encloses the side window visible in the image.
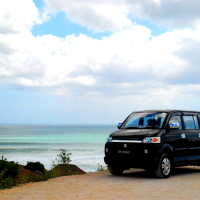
[169,114,182,129]
[198,114,200,128]
[193,116,199,129]
[183,116,196,129]
[198,114,200,122]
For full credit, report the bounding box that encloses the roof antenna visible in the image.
[133,98,146,112]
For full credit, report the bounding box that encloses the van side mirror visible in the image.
[166,122,179,133]
[117,123,122,129]
[169,122,179,129]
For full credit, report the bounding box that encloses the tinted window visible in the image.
[183,116,195,129]
[198,114,200,123]
[169,114,182,129]
[193,116,199,129]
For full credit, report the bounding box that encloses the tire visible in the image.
[108,166,124,175]
[155,154,171,179]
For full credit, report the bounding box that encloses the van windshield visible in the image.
[121,112,167,129]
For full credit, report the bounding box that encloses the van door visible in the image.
[182,113,200,162]
[168,112,188,164]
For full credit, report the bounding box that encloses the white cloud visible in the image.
[1,0,200,107]
[126,0,200,29]
[0,23,199,97]
[0,0,44,34]
[43,0,200,31]
[43,0,133,32]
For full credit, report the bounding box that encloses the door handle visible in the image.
[181,133,186,138]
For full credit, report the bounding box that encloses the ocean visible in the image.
[0,125,116,172]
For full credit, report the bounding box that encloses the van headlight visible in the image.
[107,136,112,142]
[143,137,160,143]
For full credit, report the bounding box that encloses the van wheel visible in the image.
[108,166,124,175]
[155,154,171,179]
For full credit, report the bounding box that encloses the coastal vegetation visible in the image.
[25,161,45,174]
[56,149,71,165]
[0,159,19,189]
[96,163,106,171]
[0,149,85,189]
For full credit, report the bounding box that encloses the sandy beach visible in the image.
[1,166,200,200]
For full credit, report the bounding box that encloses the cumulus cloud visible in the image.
[43,0,200,31]
[0,0,44,34]
[43,0,133,32]
[1,0,200,104]
[1,24,199,97]
[126,0,200,29]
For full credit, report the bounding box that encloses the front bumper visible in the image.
[104,142,159,170]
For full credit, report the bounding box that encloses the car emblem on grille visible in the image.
[124,144,127,148]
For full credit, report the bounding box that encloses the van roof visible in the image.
[133,109,200,113]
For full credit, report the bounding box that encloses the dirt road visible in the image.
[1,166,200,199]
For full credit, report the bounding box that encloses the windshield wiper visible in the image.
[142,126,160,129]
[125,126,141,129]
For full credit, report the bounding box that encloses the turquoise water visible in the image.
[0,125,116,172]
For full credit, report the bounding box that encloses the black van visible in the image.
[104,110,200,178]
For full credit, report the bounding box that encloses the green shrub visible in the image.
[0,159,19,189]
[25,161,45,173]
[96,163,106,171]
[0,171,13,189]
[56,149,71,165]
[0,159,19,180]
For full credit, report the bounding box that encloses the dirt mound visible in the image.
[52,164,86,176]
[18,165,40,183]
[18,164,85,183]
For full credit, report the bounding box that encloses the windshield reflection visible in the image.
[121,112,167,129]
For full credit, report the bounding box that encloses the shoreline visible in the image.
[0,124,111,173]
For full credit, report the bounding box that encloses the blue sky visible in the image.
[32,0,167,39]
[32,10,113,40]
[32,0,114,39]
[1,0,200,124]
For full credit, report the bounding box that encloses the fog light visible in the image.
[106,148,108,152]
[144,149,148,154]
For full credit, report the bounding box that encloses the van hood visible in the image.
[111,129,161,141]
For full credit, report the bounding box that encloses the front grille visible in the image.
[112,136,144,140]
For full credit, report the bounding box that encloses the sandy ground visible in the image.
[1,166,200,200]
